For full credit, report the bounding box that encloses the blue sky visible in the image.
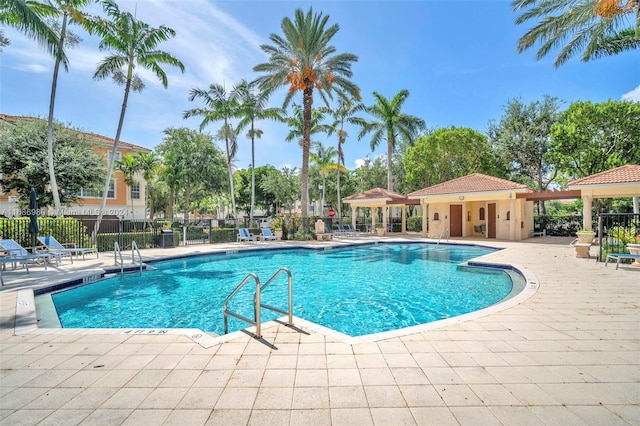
[2,0,638,172]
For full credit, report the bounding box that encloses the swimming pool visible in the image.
[48,243,521,337]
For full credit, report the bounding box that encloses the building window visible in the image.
[79,180,115,198]
[130,182,140,200]
[433,212,440,221]
[107,151,122,162]
[479,207,485,221]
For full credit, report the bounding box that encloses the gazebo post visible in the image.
[582,194,593,231]
[422,203,428,237]
[401,205,406,234]
[351,205,357,229]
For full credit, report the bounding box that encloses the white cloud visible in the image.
[15,63,48,73]
[621,85,640,102]
[354,158,366,168]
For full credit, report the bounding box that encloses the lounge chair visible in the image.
[336,224,351,236]
[605,253,640,270]
[37,236,98,263]
[0,239,58,270]
[347,224,362,235]
[260,228,278,241]
[237,228,257,242]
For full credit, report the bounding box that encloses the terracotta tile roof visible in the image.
[0,113,151,152]
[568,165,640,186]
[408,173,530,197]
[343,188,410,203]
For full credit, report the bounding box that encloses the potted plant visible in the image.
[576,229,596,244]
[376,227,385,237]
[271,216,284,239]
[625,229,640,265]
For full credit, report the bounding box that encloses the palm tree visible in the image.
[87,0,184,236]
[253,7,360,227]
[512,0,640,67]
[44,0,91,216]
[310,142,345,217]
[324,97,366,219]
[0,0,66,63]
[285,103,330,211]
[184,83,239,221]
[359,90,426,192]
[135,151,160,227]
[231,80,284,225]
[115,153,139,223]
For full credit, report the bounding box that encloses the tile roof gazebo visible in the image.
[342,188,420,235]
[568,165,640,231]
[408,173,534,240]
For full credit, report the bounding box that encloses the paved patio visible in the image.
[0,236,638,425]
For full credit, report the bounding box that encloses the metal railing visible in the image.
[114,241,124,274]
[222,268,294,339]
[259,267,293,327]
[437,228,449,245]
[223,273,261,338]
[131,240,143,273]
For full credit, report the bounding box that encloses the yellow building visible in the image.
[0,114,151,219]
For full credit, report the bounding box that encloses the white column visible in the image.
[351,205,357,228]
[401,205,407,234]
[582,194,593,230]
[382,205,388,235]
[509,198,516,240]
[422,203,428,237]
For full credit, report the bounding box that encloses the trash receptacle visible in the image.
[160,230,174,248]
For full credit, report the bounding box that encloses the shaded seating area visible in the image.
[37,236,98,263]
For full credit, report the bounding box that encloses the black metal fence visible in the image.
[598,213,640,261]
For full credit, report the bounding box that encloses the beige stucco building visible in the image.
[408,174,535,241]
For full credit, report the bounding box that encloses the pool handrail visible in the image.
[223,273,261,338]
[131,241,143,274]
[259,267,293,327]
[114,242,124,274]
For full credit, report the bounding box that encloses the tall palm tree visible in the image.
[231,79,284,224]
[115,153,139,223]
[512,0,640,67]
[45,0,91,216]
[285,103,330,211]
[310,142,345,217]
[0,0,66,63]
[184,83,239,221]
[253,7,360,227]
[359,90,425,192]
[87,0,184,235]
[324,97,366,219]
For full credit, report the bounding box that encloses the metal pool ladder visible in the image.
[223,267,293,339]
[114,242,124,273]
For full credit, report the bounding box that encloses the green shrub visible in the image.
[407,216,423,232]
[0,217,92,249]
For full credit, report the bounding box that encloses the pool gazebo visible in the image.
[342,188,420,235]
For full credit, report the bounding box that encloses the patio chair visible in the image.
[0,239,58,270]
[237,228,257,243]
[37,236,98,263]
[347,224,362,235]
[260,228,278,241]
[336,224,352,236]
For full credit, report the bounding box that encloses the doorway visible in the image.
[488,203,496,239]
[450,204,463,237]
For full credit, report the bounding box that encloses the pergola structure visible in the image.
[342,188,420,235]
[567,165,640,231]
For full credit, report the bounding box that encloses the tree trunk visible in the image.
[93,60,132,242]
[301,86,313,227]
[387,133,394,191]
[46,12,68,216]
[183,185,191,223]
[250,120,255,224]
[224,120,237,222]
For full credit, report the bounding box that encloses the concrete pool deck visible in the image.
[0,236,638,425]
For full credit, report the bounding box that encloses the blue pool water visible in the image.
[50,243,517,337]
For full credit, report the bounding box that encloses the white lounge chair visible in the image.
[0,239,58,270]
